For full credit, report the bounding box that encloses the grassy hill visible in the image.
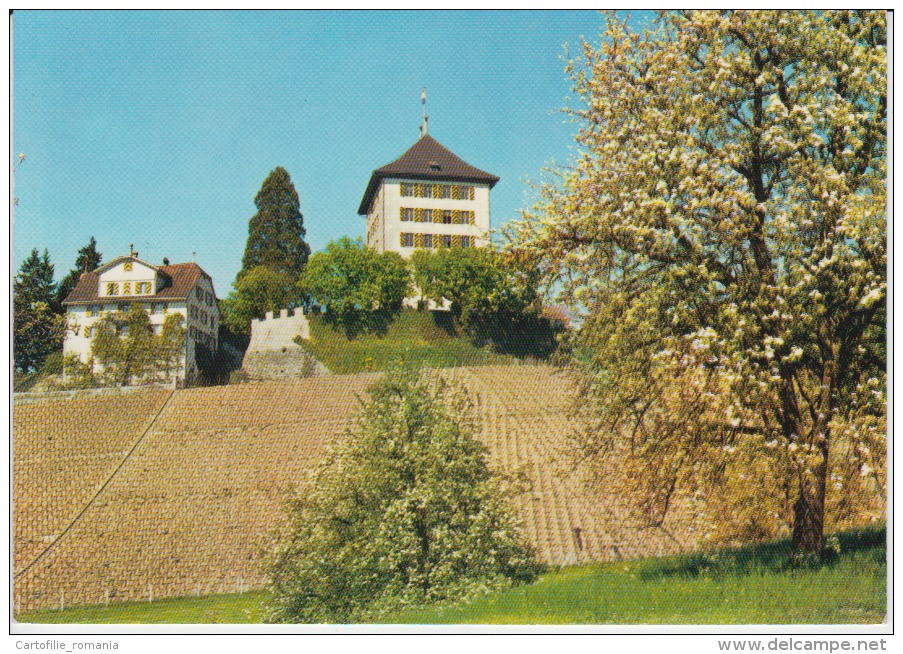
[18,527,885,625]
[296,310,517,374]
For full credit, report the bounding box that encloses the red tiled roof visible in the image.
[357,134,499,214]
[62,261,211,305]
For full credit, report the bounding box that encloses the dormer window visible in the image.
[429,161,441,171]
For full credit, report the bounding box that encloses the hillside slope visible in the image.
[13,367,696,611]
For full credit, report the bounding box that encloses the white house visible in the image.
[61,251,219,384]
[357,132,499,257]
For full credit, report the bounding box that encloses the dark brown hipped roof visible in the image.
[62,261,210,305]
[357,134,499,214]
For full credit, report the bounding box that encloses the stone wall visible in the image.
[242,308,327,380]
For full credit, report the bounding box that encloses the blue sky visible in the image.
[13,10,651,294]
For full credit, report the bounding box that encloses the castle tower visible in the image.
[357,131,499,257]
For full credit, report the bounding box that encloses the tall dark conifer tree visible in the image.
[55,236,103,311]
[14,248,64,375]
[239,167,310,280]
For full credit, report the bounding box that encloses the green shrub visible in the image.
[265,365,538,623]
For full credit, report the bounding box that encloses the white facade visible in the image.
[365,178,491,257]
[62,256,219,384]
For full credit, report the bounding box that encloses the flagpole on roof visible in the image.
[421,87,428,137]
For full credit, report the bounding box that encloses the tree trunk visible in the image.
[791,444,828,553]
[790,356,836,555]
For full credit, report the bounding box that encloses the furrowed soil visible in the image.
[13,366,699,613]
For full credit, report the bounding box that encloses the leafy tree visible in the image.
[157,313,189,380]
[511,11,886,555]
[240,167,310,280]
[91,306,185,386]
[56,236,102,311]
[412,247,538,326]
[221,265,301,337]
[265,365,537,623]
[411,247,556,356]
[298,237,411,337]
[13,248,65,376]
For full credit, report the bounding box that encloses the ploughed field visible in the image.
[13,366,698,612]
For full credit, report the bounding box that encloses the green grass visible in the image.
[17,591,268,624]
[297,310,516,374]
[17,527,886,625]
[383,527,887,625]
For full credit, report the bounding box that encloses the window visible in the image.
[120,325,129,337]
[440,185,453,199]
[460,186,472,200]
[123,262,133,272]
[122,282,131,295]
[106,283,119,296]
[134,281,150,294]
[443,210,453,224]
[442,235,453,248]
[119,303,129,313]
[423,234,433,248]
[402,233,414,247]
[422,209,432,223]
[461,236,471,248]
[153,324,162,335]
[86,306,96,317]
[402,208,414,222]
[401,183,414,197]
[162,303,168,314]
[150,303,158,315]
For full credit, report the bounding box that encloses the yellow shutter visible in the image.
[431,184,440,199]
[452,235,462,248]
[452,185,460,200]
[414,184,424,198]
[415,208,423,222]
[468,211,475,225]
[399,207,405,221]
[433,209,442,223]
[452,210,462,225]
[414,233,424,248]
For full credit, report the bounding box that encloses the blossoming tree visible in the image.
[510,11,886,554]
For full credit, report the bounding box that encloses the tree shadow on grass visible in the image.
[637,526,886,581]
[324,308,396,340]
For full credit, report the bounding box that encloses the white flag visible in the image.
[422,87,426,104]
